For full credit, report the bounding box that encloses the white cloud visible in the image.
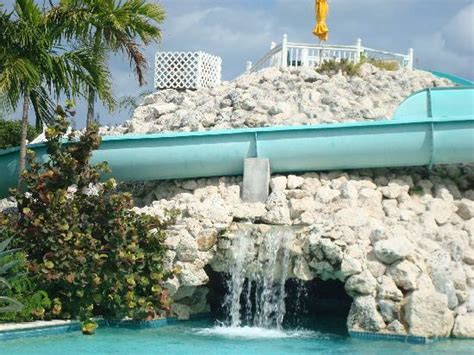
[412,3,474,79]
[441,3,474,55]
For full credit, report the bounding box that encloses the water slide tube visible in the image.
[0,86,473,198]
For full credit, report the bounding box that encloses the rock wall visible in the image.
[4,65,471,338]
[129,164,474,338]
[100,64,453,136]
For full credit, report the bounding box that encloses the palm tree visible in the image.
[49,0,166,127]
[0,0,113,188]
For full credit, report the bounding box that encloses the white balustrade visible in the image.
[246,34,414,73]
[155,51,222,90]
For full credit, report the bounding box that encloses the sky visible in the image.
[2,0,474,128]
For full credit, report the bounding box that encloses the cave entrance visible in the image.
[205,266,352,335]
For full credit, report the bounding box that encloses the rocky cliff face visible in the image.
[129,164,474,338]
[4,65,472,338]
[108,65,471,338]
[101,64,453,136]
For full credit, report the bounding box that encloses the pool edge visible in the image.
[0,313,212,341]
[349,330,433,344]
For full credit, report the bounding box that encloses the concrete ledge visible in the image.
[0,313,212,341]
[349,330,431,344]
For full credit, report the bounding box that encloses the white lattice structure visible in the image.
[246,34,414,73]
[155,51,222,90]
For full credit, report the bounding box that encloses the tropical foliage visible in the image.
[0,0,113,185]
[1,108,173,321]
[48,0,166,126]
[0,237,24,314]
[0,119,38,150]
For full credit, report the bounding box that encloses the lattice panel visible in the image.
[155,51,222,90]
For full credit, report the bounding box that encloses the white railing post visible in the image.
[281,34,288,68]
[246,61,253,73]
[355,38,362,63]
[301,48,309,67]
[408,48,414,70]
[269,41,276,67]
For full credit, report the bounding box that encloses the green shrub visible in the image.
[362,57,399,71]
[2,110,174,321]
[0,119,38,150]
[317,58,361,76]
[0,237,24,314]
[0,249,54,322]
[316,55,399,77]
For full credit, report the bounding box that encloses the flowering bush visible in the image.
[2,111,173,321]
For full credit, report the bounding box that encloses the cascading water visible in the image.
[223,227,293,330]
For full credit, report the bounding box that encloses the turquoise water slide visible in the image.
[0,86,473,198]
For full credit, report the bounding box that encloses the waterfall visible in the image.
[224,227,293,330]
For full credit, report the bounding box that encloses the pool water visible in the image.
[2,319,473,355]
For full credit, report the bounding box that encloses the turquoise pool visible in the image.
[2,319,474,355]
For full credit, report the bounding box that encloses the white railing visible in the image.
[155,51,222,90]
[246,34,414,73]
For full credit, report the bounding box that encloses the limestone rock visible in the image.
[374,237,413,264]
[431,269,459,310]
[270,176,287,192]
[378,299,400,323]
[387,260,420,291]
[377,275,403,301]
[387,320,406,334]
[340,256,363,278]
[171,303,191,320]
[163,276,180,297]
[452,314,474,338]
[262,192,291,225]
[347,296,386,332]
[404,290,454,337]
[456,199,474,220]
[334,208,369,228]
[287,175,305,189]
[345,270,377,296]
[177,262,209,286]
[293,256,314,281]
[427,198,456,225]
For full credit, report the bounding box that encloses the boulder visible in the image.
[403,290,454,337]
[387,260,420,291]
[427,198,456,225]
[374,237,413,264]
[378,299,400,323]
[345,270,377,296]
[171,303,191,320]
[377,275,403,301]
[287,175,305,189]
[175,230,199,262]
[270,176,287,192]
[456,199,474,220]
[452,314,474,338]
[176,262,209,286]
[340,256,363,278]
[334,208,369,228]
[293,256,314,281]
[347,296,386,332]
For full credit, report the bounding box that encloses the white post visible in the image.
[246,61,253,73]
[355,38,362,63]
[281,34,288,68]
[407,48,414,70]
[301,48,309,67]
[269,41,277,67]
